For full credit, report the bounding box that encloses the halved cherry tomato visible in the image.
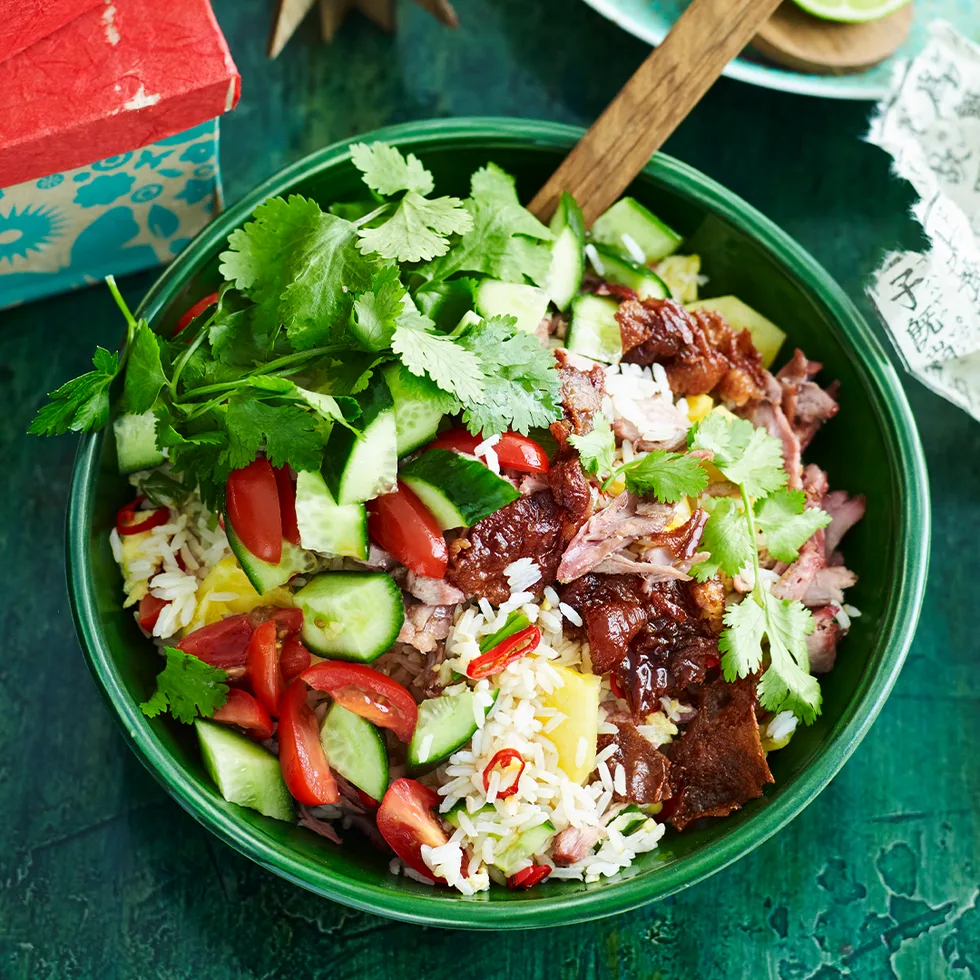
[508,865,551,890]
[280,636,312,681]
[212,688,274,741]
[273,466,301,546]
[356,789,379,810]
[174,291,219,335]
[116,496,170,536]
[277,679,338,806]
[226,458,282,564]
[367,481,447,579]
[466,625,541,679]
[138,594,169,632]
[300,662,418,743]
[245,621,281,716]
[426,429,550,474]
[376,778,448,880]
[247,606,304,637]
[177,614,254,669]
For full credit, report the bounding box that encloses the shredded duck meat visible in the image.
[551,347,605,446]
[597,721,673,804]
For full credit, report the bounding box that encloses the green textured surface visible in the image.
[0,0,977,976]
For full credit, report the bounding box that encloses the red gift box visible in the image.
[0,0,104,64]
[0,0,240,188]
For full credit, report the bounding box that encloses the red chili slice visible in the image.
[116,496,170,536]
[174,291,220,335]
[508,865,551,890]
[466,625,541,680]
[483,748,525,799]
[138,594,169,632]
[609,672,625,701]
[300,661,418,743]
[211,688,275,741]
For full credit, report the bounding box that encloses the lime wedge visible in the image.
[792,0,912,24]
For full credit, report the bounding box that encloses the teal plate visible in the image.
[68,118,929,928]
[582,0,978,100]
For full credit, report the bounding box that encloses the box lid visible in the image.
[0,0,104,64]
[0,0,240,188]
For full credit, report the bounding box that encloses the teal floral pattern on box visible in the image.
[0,120,222,309]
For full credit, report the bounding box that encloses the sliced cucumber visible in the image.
[322,373,397,505]
[226,522,317,596]
[565,293,622,364]
[407,689,498,768]
[195,719,295,822]
[319,702,389,801]
[399,449,520,530]
[493,821,556,875]
[444,800,495,829]
[114,411,165,475]
[294,470,368,560]
[455,309,484,332]
[547,191,585,312]
[587,244,669,300]
[382,362,447,456]
[294,571,404,662]
[656,254,701,303]
[475,280,550,335]
[591,197,682,264]
[688,296,786,369]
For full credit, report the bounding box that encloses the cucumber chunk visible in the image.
[407,689,498,769]
[688,295,786,368]
[382,362,447,456]
[399,449,520,530]
[294,470,368,559]
[319,702,389,801]
[494,821,556,875]
[587,244,669,300]
[114,411,165,475]
[443,800,495,829]
[322,373,397,505]
[475,280,550,335]
[547,191,585,312]
[294,572,404,662]
[226,522,317,596]
[565,293,622,364]
[195,719,295,822]
[591,197,682,264]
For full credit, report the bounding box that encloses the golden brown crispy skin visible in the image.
[597,721,673,805]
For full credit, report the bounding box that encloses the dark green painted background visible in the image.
[1,1,978,976]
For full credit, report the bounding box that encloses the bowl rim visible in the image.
[67,116,930,929]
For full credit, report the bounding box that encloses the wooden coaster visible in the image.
[269,0,457,57]
[752,1,913,75]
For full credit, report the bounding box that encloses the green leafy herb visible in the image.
[568,413,616,478]
[418,163,553,287]
[350,266,406,351]
[455,314,562,436]
[693,497,754,579]
[755,489,832,563]
[124,321,167,414]
[222,396,329,473]
[603,448,708,504]
[140,647,229,724]
[29,346,119,436]
[350,141,435,196]
[689,410,786,498]
[358,191,472,263]
[391,316,485,405]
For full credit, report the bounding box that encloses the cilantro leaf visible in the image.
[418,163,553,287]
[621,450,708,504]
[29,347,119,436]
[350,142,435,196]
[755,489,832,563]
[456,314,562,436]
[124,321,167,415]
[357,192,473,263]
[720,591,821,724]
[222,396,328,473]
[697,496,755,576]
[569,413,616,478]
[140,647,229,724]
[351,266,406,351]
[208,288,273,367]
[391,316,485,405]
[690,410,786,498]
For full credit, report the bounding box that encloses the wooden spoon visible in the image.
[529,0,785,225]
[752,2,913,76]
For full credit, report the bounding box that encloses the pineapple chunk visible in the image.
[685,394,714,423]
[539,665,601,785]
[188,556,292,631]
[655,254,701,303]
[687,296,785,368]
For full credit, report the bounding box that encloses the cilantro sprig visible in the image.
[689,411,832,724]
[599,442,709,504]
[140,647,229,724]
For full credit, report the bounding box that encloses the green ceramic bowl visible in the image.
[67,118,929,929]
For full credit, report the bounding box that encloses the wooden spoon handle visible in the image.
[528,0,784,225]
